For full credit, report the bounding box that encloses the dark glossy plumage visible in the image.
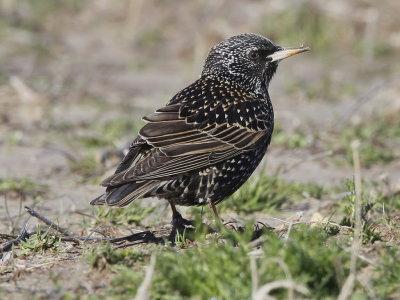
[91,33,309,219]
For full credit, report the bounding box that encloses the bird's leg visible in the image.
[169,201,193,227]
[210,201,222,224]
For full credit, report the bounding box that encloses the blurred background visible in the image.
[1,0,400,214]
[1,0,399,197]
[1,0,400,298]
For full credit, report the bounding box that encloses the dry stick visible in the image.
[8,230,160,244]
[24,206,71,236]
[22,205,164,245]
[338,140,362,300]
[1,222,30,252]
[0,233,17,239]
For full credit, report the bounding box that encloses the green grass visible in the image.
[220,173,324,214]
[18,226,61,256]
[83,224,400,300]
[80,176,400,300]
[334,179,400,244]
[85,225,364,300]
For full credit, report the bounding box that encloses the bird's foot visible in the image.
[172,217,194,228]
[168,213,196,245]
[171,214,195,229]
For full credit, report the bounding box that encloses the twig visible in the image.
[338,140,362,300]
[1,223,30,253]
[52,229,165,244]
[1,229,165,252]
[24,206,71,236]
[4,202,169,249]
[0,233,17,239]
[25,205,167,243]
[2,206,168,252]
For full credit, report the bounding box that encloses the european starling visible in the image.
[91,33,309,224]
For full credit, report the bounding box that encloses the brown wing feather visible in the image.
[102,76,273,187]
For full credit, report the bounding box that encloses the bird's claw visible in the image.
[171,215,195,228]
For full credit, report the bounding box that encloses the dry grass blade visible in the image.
[338,140,363,300]
[249,250,302,300]
[252,279,309,300]
[133,255,156,300]
[25,206,71,236]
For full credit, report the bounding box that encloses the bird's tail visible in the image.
[90,194,107,206]
[90,180,159,207]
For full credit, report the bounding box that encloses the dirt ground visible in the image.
[1,1,400,299]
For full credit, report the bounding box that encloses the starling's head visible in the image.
[202,33,309,94]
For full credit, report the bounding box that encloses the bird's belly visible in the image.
[155,143,269,206]
[208,145,268,205]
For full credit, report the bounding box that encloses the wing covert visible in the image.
[102,76,273,186]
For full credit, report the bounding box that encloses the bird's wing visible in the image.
[102,77,273,187]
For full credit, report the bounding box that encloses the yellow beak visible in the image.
[267,46,310,62]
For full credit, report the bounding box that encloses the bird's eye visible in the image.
[247,50,259,60]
